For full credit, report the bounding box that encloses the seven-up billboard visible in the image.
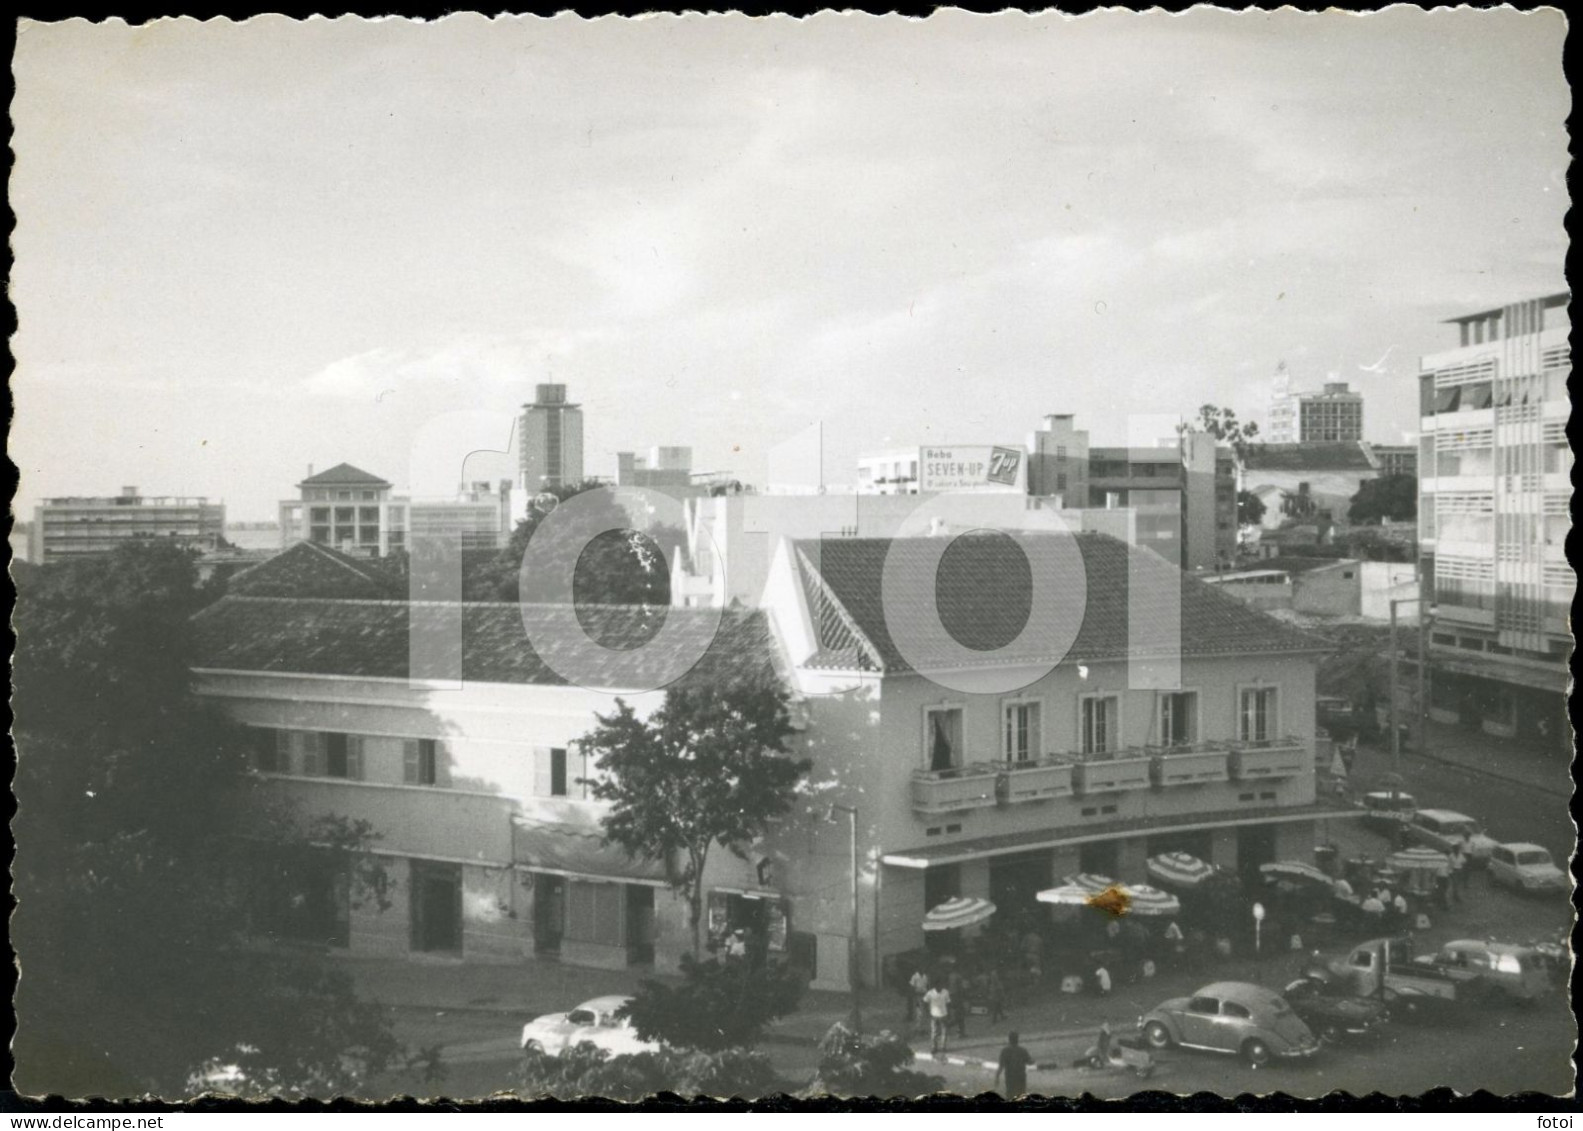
[919,445,1026,492]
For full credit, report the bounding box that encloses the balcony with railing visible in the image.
[910,763,1003,814]
[1148,743,1231,787]
[1228,736,1309,780]
[1003,756,1076,803]
[1071,751,1154,796]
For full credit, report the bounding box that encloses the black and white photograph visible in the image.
[7,9,1573,1105]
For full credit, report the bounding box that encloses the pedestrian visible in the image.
[947,966,968,1039]
[1434,870,1453,911]
[1393,891,1409,924]
[1334,876,1354,899]
[987,967,1007,1023]
[908,967,930,1034]
[1360,892,1385,927]
[923,982,952,1056]
[994,1031,1033,1099]
[1450,844,1467,902]
[1164,919,1186,964]
[1093,962,1112,996]
[1097,1020,1113,1063]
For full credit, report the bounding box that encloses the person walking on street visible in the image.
[1097,1020,1113,1063]
[994,1031,1033,1098]
[1450,843,1467,902]
[947,967,969,1039]
[923,982,952,1057]
[1093,963,1112,997]
[908,968,930,1035]
[987,968,1007,1023]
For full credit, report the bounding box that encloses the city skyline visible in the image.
[10,11,1569,521]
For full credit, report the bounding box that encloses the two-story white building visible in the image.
[195,529,1344,991]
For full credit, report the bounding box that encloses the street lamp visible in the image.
[1252,901,1266,956]
[826,803,862,1031]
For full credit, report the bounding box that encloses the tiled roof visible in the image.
[1241,443,1376,472]
[192,596,781,690]
[793,532,1327,673]
[227,541,404,600]
[298,462,392,487]
[513,818,668,883]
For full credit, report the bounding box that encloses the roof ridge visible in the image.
[206,594,758,618]
[302,540,393,583]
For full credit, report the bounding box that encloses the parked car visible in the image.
[1410,939,1554,1004]
[1405,809,1497,863]
[1281,976,1389,1042]
[1488,842,1569,895]
[1358,790,1417,834]
[520,995,659,1057]
[1319,936,1499,1018]
[1140,981,1319,1067]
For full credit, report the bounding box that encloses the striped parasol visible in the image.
[1260,861,1336,887]
[1147,851,1216,888]
[1064,873,1116,893]
[1036,884,1097,907]
[1120,883,1182,917]
[1388,847,1451,877]
[922,896,997,932]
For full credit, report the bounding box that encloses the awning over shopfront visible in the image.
[880,803,1361,869]
[512,817,670,887]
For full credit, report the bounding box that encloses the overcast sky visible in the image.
[11,10,1569,521]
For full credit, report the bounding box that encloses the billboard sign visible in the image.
[919,445,1025,492]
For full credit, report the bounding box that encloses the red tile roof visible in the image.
[192,596,780,690]
[1241,442,1377,472]
[227,541,403,600]
[794,532,1327,673]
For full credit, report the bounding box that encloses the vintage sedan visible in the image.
[520,995,660,1057]
[1488,842,1569,895]
[1405,809,1498,863]
[1281,975,1389,1041]
[1141,981,1319,1067]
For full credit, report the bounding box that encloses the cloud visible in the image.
[300,330,618,400]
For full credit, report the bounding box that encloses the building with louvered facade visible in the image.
[1415,292,1570,753]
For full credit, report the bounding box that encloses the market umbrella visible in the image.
[1260,861,1336,888]
[922,896,997,932]
[1147,851,1216,888]
[1387,847,1451,877]
[1064,873,1116,893]
[1120,883,1182,917]
[1036,884,1098,908]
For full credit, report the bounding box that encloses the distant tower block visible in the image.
[518,383,585,491]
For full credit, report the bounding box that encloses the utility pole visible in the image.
[1390,593,1430,774]
[828,803,862,1031]
[1389,599,1401,777]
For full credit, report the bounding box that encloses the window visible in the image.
[310,525,331,544]
[551,748,568,796]
[1239,688,1277,744]
[1159,692,1197,747]
[1186,996,1219,1015]
[1081,695,1119,755]
[358,506,380,524]
[1003,701,1041,764]
[1222,1001,1252,1020]
[310,507,330,522]
[925,707,964,772]
[321,733,363,780]
[255,728,286,774]
[404,739,439,786]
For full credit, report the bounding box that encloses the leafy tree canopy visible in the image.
[582,683,810,955]
[804,1022,944,1099]
[518,1041,782,1102]
[1237,489,1266,527]
[620,953,806,1052]
[11,542,417,1097]
[1184,404,1261,458]
[1348,473,1418,525]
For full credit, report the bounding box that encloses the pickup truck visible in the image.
[1314,937,1498,1018]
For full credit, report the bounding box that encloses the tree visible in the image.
[11,541,419,1097]
[1183,404,1261,458]
[462,480,682,608]
[1237,489,1266,527]
[804,1022,944,1098]
[1348,474,1418,525]
[621,954,806,1052]
[581,682,810,957]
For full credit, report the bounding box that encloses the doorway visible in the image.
[533,874,566,956]
[409,861,462,953]
[625,885,655,965]
[1236,825,1277,880]
[1078,841,1119,878]
[989,851,1052,920]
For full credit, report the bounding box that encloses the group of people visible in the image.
[903,961,1007,1055]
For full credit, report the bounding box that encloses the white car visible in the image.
[1405,809,1498,863]
[1488,842,1569,894]
[520,995,659,1058]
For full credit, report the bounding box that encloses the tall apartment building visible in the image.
[1370,444,1418,479]
[1416,292,1570,754]
[519,383,585,493]
[29,487,226,563]
[1268,379,1365,444]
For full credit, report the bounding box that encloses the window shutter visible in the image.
[274,729,292,773]
[574,742,589,799]
[533,747,553,797]
[346,736,364,781]
[434,741,451,788]
[403,740,421,784]
[301,732,324,777]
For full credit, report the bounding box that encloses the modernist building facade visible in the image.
[198,529,1342,991]
[278,464,512,558]
[1415,292,1570,753]
[1268,378,1365,444]
[30,487,226,563]
[519,383,585,494]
